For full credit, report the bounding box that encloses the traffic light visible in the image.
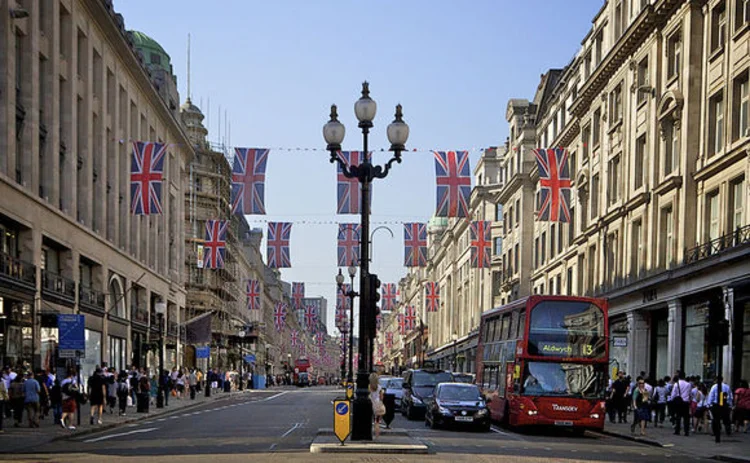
[367,274,381,338]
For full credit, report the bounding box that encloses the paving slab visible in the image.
[309,428,429,454]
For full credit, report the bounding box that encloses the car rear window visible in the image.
[413,371,452,387]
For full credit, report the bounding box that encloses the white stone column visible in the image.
[627,310,649,376]
[667,299,683,377]
[722,286,734,382]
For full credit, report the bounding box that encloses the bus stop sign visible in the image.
[333,399,351,444]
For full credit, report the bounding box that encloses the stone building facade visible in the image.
[0,0,189,378]
[498,0,750,385]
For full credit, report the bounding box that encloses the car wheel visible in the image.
[479,422,491,432]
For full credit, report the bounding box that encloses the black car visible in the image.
[401,369,453,420]
[425,382,491,431]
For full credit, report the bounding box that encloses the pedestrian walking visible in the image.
[692,383,709,433]
[137,373,150,413]
[49,378,62,426]
[60,369,78,430]
[116,372,129,416]
[23,371,40,428]
[8,374,25,427]
[652,379,668,427]
[88,367,106,425]
[611,371,630,423]
[369,373,385,439]
[670,372,691,436]
[106,368,117,414]
[188,369,197,400]
[706,375,733,443]
[0,373,8,432]
[631,377,650,436]
[732,379,750,433]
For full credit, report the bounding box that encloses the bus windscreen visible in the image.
[521,361,607,398]
[527,301,605,358]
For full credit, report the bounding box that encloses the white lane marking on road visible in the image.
[281,422,302,438]
[269,443,277,451]
[83,427,159,443]
[259,391,289,402]
[490,425,525,441]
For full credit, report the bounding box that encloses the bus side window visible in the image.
[517,310,525,337]
[498,361,507,396]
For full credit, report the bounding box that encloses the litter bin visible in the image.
[383,392,396,428]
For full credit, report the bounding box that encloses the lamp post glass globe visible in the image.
[347,264,357,278]
[354,82,377,123]
[335,269,345,286]
[387,104,409,151]
[323,105,345,150]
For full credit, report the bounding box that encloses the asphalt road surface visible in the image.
[2,386,715,463]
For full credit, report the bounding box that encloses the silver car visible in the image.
[379,376,404,410]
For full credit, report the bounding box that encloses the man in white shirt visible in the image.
[2,367,16,419]
[669,371,691,436]
[706,375,733,442]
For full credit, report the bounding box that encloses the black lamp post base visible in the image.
[351,371,373,441]
[156,388,164,408]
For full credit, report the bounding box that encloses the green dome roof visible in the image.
[129,30,172,75]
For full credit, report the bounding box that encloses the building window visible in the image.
[662,117,680,176]
[706,190,720,242]
[584,51,592,79]
[709,91,725,156]
[635,134,646,189]
[729,176,745,232]
[614,1,624,39]
[736,0,750,31]
[568,206,575,245]
[734,74,749,140]
[595,30,603,65]
[592,109,601,148]
[515,199,520,225]
[566,267,574,295]
[667,30,681,80]
[631,219,643,277]
[508,206,513,229]
[550,224,556,258]
[496,203,503,222]
[609,84,623,123]
[711,2,727,53]
[534,237,540,268]
[606,232,618,284]
[569,151,576,180]
[587,244,597,291]
[591,174,600,219]
[637,57,649,105]
[607,154,621,205]
[660,206,674,268]
[541,232,547,264]
[494,237,502,256]
[582,124,591,161]
[514,243,519,271]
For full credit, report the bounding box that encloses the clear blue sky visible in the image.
[116,0,604,335]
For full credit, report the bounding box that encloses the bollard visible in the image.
[382,393,395,428]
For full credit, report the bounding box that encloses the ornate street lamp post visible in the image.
[323,82,409,441]
[451,331,458,372]
[155,302,167,408]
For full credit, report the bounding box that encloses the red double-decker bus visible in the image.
[476,296,609,432]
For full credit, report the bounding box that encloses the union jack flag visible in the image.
[337,151,370,214]
[335,306,348,330]
[298,343,306,356]
[376,312,382,331]
[469,220,492,268]
[292,282,305,311]
[290,329,300,348]
[246,279,261,311]
[425,282,440,313]
[304,304,318,331]
[203,220,228,269]
[377,343,384,361]
[316,333,326,350]
[397,313,406,335]
[404,305,417,332]
[130,141,166,215]
[231,148,269,215]
[381,283,398,311]
[403,223,427,267]
[267,222,292,268]
[386,332,394,349]
[336,283,351,312]
[534,148,572,222]
[433,150,471,218]
[273,303,287,332]
[337,224,361,267]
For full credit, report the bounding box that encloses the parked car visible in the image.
[379,376,404,410]
[425,382,491,432]
[401,369,454,420]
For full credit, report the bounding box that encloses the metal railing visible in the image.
[0,251,36,287]
[79,284,105,309]
[131,304,149,325]
[684,224,750,265]
[41,269,75,299]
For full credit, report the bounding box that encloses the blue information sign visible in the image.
[58,314,85,358]
[244,354,256,364]
[196,346,210,359]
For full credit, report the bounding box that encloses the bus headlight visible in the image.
[527,410,538,416]
[590,413,600,419]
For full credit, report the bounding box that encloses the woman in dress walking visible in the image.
[369,373,385,439]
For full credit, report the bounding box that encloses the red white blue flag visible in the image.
[292,282,305,311]
[377,343,384,362]
[246,279,261,311]
[304,304,318,331]
[433,150,471,218]
[534,148,572,222]
[273,302,287,332]
[376,312,382,331]
[290,329,300,348]
[337,224,361,267]
[267,222,292,268]
[203,220,227,269]
[398,313,407,335]
[381,283,398,312]
[337,151,369,214]
[231,148,269,215]
[130,141,166,215]
[404,305,417,331]
[470,221,492,269]
[425,282,440,313]
[386,332,394,349]
[403,223,427,267]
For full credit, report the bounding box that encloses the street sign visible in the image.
[58,314,85,358]
[333,399,351,444]
[244,354,256,364]
[345,382,354,400]
[196,346,210,359]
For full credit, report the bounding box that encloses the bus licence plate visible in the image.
[554,420,573,426]
[455,416,473,422]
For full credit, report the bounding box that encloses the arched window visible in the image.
[109,276,126,318]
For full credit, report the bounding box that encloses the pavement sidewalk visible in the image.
[600,418,750,463]
[0,386,281,453]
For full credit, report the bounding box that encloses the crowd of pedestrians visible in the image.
[607,369,750,443]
